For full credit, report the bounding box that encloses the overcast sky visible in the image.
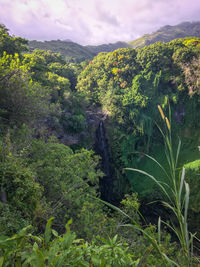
[0,0,199,45]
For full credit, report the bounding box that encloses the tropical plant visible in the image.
[125,104,200,266]
[0,24,28,56]
[0,135,44,236]
[0,218,139,266]
[0,52,49,129]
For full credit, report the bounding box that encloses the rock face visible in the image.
[82,107,109,148]
[86,107,109,127]
[60,134,80,146]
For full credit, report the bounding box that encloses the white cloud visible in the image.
[0,0,199,44]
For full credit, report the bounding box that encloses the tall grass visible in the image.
[125,104,199,266]
[101,104,199,266]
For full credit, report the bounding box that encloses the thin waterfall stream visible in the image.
[95,120,114,202]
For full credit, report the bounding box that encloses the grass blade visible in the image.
[175,138,181,169]
[125,168,172,202]
[96,198,131,220]
[123,224,180,266]
[133,151,170,181]
[158,216,161,245]
[184,181,190,250]
[179,168,185,203]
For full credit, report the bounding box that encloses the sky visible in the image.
[0,0,200,45]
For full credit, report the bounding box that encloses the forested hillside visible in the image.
[0,23,200,266]
[76,37,200,203]
[29,39,129,62]
[129,21,200,48]
[28,21,200,62]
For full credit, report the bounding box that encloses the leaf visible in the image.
[44,217,54,246]
[135,152,170,182]
[175,138,181,169]
[65,218,73,233]
[158,216,161,245]
[113,235,118,244]
[18,225,32,237]
[184,181,190,250]
[62,232,76,250]
[0,257,4,267]
[95,197,132,220]
[28,234,42,244]
[33,242,39,250]
[52,229,59,238]
[126,223,180,266]
[125,168,172,202]
[91,255,101,266]
[184,182,189,222]
[160,220,182,245]
[179,168,185,203]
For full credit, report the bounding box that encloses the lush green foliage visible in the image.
[23,49,88,136]
[0,218,140,267]
[128,21,200,48]
[25,140,105,237]
[28,22,200,61]
[28,39,129,63]
[0,24,28,55]
[0,52,48,130]
[0,135,43,234]
[126,105,199,265]
[76,38,200,203]
[0,24,200,266]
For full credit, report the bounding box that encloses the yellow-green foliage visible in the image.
[0,218,140,267]
[0,140,43,235]
[183,38,200,47]
[184,159,200,212]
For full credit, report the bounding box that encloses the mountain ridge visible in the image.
[128,21,200,48]
[28,21,200,62]
[28,39,129,62]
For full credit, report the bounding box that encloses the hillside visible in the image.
[28,21,200,62]
[128,21,200,48]
[28,39,129,62]
[1,23,200,265]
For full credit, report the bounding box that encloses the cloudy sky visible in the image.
[0,0,199,45]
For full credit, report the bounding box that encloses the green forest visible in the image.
[0,23,200,266]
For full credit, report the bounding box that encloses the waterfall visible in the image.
[95,120,113,202]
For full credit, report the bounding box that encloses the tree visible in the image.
[0,136,43,235]
[0,24,28,55]
[27,140,104,237]
[0,52,49,129]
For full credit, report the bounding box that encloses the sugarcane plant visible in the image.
[125,103,199,266]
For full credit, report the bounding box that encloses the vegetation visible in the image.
[128,21,200,48]
[0,23,200,266]
[76,38,200,204]
[28,40,129,63]
[28,21,200,62]
[126,104,198,265]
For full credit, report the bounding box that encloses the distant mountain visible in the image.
[86,41,128,54]
[63,39,73,42]
[28,21,200,62]
[128,21,200,48]
[28,40,129,62]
